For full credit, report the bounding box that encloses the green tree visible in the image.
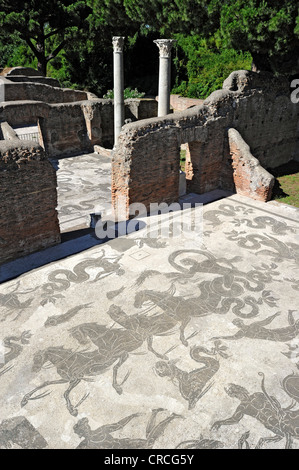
[54,24,115,94]
[123,0,218,36]
[0,0,91,76]
[91,0,140,34]
[0,30,29,69]
[172,34,252,99]
[124,0,299,75]
[219,0,299,74]
[58,1,152,96]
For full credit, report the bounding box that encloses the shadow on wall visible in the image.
[111,70,299,218]
[0,137,61,265]
[1,69,299,264]
[0,67,159,157]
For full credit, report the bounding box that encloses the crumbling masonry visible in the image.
[0,67,157,264]
[112,70,299,218]
[0,68,298,264]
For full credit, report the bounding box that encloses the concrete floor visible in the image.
[0,153,299,449]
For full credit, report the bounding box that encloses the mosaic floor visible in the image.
[54,153,112,233]
[0,174,299,448]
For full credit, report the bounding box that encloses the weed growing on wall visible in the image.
[103,87,145,99]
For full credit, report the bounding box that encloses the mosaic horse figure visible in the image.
[21,324,146,416]
[21,346,111,416]
[106,304,192,360]
[69,310,180,368]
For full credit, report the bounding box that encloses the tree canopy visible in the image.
[124,0,299,74]
[0,0,92,75]
[1,0,298,98]
[219,0,299,74]
[123,0,219,36]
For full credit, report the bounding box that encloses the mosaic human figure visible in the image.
[213,311,299,342]
[211,373,299,449]
[74,409,182,449]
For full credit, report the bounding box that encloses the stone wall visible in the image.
[4,76,60,87]
[0,78,88,103]
[43,102,99,156]
[0,140,60,265]
[170,94,204,111]
[112,123,181,216]
[93,98,159,149]
[228,128,275,202]
[112,70,299,218]
[0,67,41,76]
[0,98,159,157]
[0,67,159,156]
[0,67,63,91]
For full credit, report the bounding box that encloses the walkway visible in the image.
[55,152,112,233]
[0,189,298,449]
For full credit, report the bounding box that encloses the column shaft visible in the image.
[157,57,171,116]
[113,37,125,146]
[154,39,176,117]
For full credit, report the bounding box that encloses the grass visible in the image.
[178,154,299,207]
[269,160,299,208]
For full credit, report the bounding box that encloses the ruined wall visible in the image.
[98,98,158,148]
[228,128,275,202]
[170,94,204,111]
[0,67,159,156]
[43,102,98,156]
[0,140,60,265]
[0,98,159,156]
[221,71,299,167]
[0,67,59,87]
[0,67,42,76]
[4,76,60,87]
[135,99,158,120]
[112,123,180,215]
[0,78,88,104]
[112,70,299,217]
[0,100,99,156]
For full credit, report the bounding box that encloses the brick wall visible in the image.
[0,98,159,157]
[0,71,159,157]
[228,128,275,202]
[0,141,60,264]
[112,70,299,218]
[112,123,180,216]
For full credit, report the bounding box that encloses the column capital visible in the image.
[112,36,125,53]
[154,39,176,58]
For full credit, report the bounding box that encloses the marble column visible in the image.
[154,39,176,117]
[112,36,125,146]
